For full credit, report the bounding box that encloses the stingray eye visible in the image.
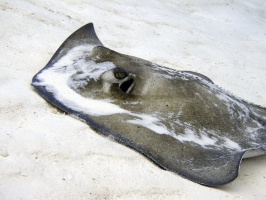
[113,67,128,79]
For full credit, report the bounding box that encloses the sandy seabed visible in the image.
[0,0,266,199]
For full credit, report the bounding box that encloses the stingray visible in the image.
[32,23,266,187]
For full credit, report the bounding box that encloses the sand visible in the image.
[0,0,266,199]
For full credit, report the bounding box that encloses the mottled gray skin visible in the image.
[32,23,266,187]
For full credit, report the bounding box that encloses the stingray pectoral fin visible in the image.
[175,151,245,186]
[31,23,103,110]
[32,23,103,86]
[37,23,103,71]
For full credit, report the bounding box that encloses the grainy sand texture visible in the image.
[0,0,266,199]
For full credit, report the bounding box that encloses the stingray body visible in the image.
[32,23,266,186]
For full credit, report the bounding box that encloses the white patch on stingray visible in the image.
[33,45,126,116]
[123,101,142,105]
[128,114,172,135]
[222,137,242,150]
[174,128,242,150]
[151,63,177,79]
[54,45,90,67]
[176,129,218,147]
